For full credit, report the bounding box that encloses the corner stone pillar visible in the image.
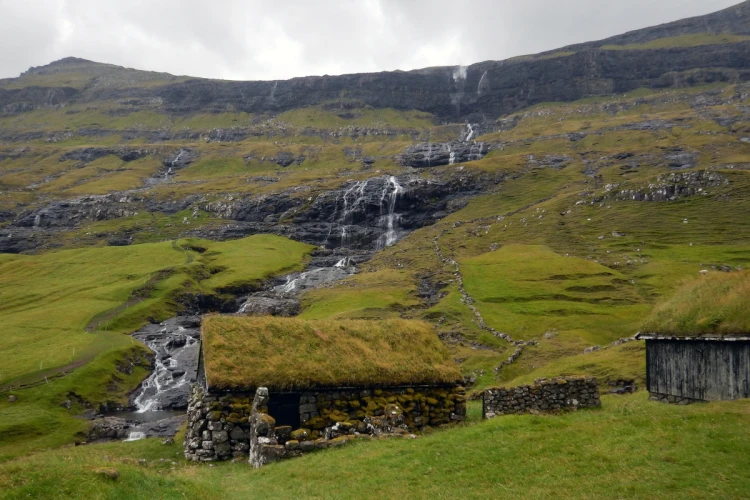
[248,387,284,468]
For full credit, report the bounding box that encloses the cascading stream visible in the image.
[377,176,403,250]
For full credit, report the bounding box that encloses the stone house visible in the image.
[637,333,750,404]
[184,315,466,464]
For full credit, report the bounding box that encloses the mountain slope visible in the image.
[1,3,750,121]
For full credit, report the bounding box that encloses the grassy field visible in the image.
[1,393,750,499]
[0,234,312,388]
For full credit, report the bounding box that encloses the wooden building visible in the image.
[637,334,750,404]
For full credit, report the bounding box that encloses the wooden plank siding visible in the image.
[646,340,750,401]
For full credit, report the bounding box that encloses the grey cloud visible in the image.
[0,0,741,80]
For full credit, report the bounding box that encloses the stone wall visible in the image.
[183,385,254,462]
[482,377,600,418]
[184,384,467,462]
[248,386,462,468]
[648,392,701,405]
[299,386,466,436]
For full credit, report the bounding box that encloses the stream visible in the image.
[116,174,406,441]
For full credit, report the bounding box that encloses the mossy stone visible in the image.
[290,428,310,441]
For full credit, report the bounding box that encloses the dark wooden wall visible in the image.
[646,340,750,401]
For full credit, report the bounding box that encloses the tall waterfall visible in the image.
[339,180,369,247]
[377,176,403,250]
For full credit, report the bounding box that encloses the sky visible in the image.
[0,0,741,81]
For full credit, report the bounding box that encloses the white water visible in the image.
[471,142,485,161]
[335,257,352,268]
[133,328,197,413]
[465,124,476,141]
[452,65,468,82]
[124,431,146,442]
[377,176,403,250]
[339,180,369,247]
[477,71,488,95]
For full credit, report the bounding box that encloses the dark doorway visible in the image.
[268,393,301,429]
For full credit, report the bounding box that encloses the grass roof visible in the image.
[642,270,750,336]
[201,316,462,390]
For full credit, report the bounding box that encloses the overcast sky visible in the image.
[0,0,740,81]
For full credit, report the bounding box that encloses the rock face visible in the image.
[6,170,492,253]
[3,3,750,120]
[399,141,489,168]
[238,296,300,317]
[611,170,729,202]
[59,147,152,164]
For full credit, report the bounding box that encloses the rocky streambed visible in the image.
[96,246,370,442]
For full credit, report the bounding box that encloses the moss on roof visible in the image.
[201,316,462,390]
[642,270,750,336]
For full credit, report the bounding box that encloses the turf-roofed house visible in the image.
[184,316,466,465]
[638,271,750,405]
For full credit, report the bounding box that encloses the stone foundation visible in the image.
[248,387,440,468]
[298,386,466,436]
[482,377,600,418]
[184,384,466,463]
[649,392,702,405]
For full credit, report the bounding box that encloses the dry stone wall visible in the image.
[184,384,467,463]
[183,385,254,462]
[299,386,467,436]
[482,377,600,418]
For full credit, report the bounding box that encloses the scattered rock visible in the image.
[94,467,119,480]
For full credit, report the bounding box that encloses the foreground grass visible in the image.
[1,393,749,499]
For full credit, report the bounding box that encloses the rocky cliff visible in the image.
[2,2,750,121]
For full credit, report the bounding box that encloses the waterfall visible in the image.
[477,71,488,95]
[339,180,369,247]
[465,124,476,141]
[335,257,352,268]
[132,327,197,413]
[449,144,456,166]
[377,176,403,250]
[469,142,485,161]
[124,431,146,442]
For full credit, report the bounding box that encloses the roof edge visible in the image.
[637,333,750,341]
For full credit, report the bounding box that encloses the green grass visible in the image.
[460,244,648,343]
[0,235,312,387]
[602,33,750,51]
[643,270,750,335]
[277,106,435,129]
[300,269,420,319]
[202,316,461,389]
[2,393,750,499]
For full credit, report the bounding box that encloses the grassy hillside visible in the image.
[0,235,312,460]
[2,393,750,499]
